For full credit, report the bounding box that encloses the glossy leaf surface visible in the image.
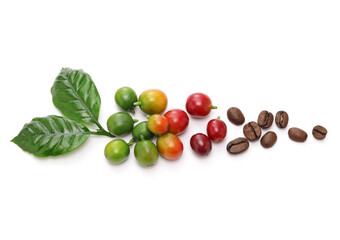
[51,68,101,124]
[12,115,90,157]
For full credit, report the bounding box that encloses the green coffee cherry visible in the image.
[115,87,138,113]
[132,121,154,141]
[134,139,158,167]
[107,112,138,136]
[104,139,130,164]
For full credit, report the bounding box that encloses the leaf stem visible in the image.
[91,118,115,137]
[90,128,114,137]
[90,131,101,135]
[128,138,135,146]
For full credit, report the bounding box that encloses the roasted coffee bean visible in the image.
[257,110,274,129]
[312,125,327,140]
[243,121,262,141]
[275,111,289,128]
[227,107,245,125]
[260,131,277,148]
[226,137,249,154]
[288,127,308,142]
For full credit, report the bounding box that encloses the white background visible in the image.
[1,1,339,239]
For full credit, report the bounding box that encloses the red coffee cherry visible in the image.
[186,93,217,118]
[190,133,212,156]
[206,117,227,143]
[164,109,189,135]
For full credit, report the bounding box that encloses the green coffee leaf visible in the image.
[12,115,90,157]
[51,68,101,124]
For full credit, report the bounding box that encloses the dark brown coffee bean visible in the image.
[227,107,245,125]
[257,110,273,129]
[312,125,327,140]
[260,131,277,148]
[288,127,308,142]
[243,121,262,141]
[226,137,249,154]
[275,111,289,128]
